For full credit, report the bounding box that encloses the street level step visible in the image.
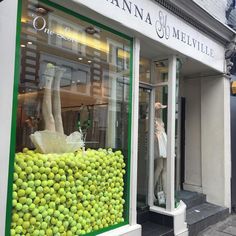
[142,221,174,236]
[138,209,174,236]
[177,190,206,209]
[187,202,229,236]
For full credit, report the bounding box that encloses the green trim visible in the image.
[5,0,22,235]
[84,221,127,236]
[39,0,132,41]
[124,39,134,221]
[6,0,134,235]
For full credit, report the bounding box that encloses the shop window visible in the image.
[153,86,168,208]
[139,57,151,83]
[10,1,132,235]
[155,60,168,83]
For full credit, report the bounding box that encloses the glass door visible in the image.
[137,86,151,210]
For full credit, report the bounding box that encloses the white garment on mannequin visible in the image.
[154,118,167,159]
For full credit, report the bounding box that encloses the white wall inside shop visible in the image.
[182,78,202,192]
[182,75,231,208]
[0,0,18,235]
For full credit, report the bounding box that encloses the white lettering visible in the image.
[33,16,46,31]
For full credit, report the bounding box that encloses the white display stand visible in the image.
[150,201,188,236]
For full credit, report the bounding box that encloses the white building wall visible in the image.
[201,76,231,207]
[0,0,18,235]
[193,0,227,24]
[182,75,231,207]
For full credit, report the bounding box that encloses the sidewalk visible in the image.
[198,214,236,236]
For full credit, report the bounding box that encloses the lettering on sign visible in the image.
[31,0,215,59]
[105,0,214,58]
[32,15,76,43]
[155,11,170,39]
[106,0,152,25]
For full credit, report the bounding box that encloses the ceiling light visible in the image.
[21,44,26,48]
[85,26,98,35]
[88,60,92,63]
[27,41,33,45]
[36,7,47,14]
[78,57,83,61]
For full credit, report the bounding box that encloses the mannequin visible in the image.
[42,63,65,134]
[30,63,84,153]
[154,102,167,205]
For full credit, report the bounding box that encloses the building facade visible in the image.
[0,0,235,235]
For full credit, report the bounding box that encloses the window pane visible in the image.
[137,87,150,209]
[154,86,168,208]
[154,60,168,83]
[11,1,131,235]
[139,57,151,83]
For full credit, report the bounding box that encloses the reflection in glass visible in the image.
[154,60,168,83]
[137,87,150,210]
[175,59,181,208]
[139,57,151,83]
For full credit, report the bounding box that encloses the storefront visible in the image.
[0,0,231,236]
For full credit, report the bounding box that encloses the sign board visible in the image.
[75,0,225,72]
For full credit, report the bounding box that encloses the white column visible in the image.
[129,38,140,225]
[148,65,155,207]
[201,75,231,207]
[166,55,176,211]
[223,76,231,209]
[0,0,18,235]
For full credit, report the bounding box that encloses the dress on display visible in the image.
[154,118,167,159]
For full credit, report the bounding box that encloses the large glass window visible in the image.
[153,86,168,208]
[10,1,132,235]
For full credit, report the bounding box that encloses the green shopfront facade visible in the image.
[0,0,231,236]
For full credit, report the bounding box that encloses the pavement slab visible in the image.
[198,214,236,236]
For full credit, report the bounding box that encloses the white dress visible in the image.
[154,118,167,159]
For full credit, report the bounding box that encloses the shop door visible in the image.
[137,86,151,210]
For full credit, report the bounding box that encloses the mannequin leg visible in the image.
[52,67,65,134]
[42,75,55,131]
[161,158,167,195]
[154,158,164,197]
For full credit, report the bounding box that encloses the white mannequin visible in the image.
[42,63,65,134]
[154,102,167,203]
[30,63,85,153]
